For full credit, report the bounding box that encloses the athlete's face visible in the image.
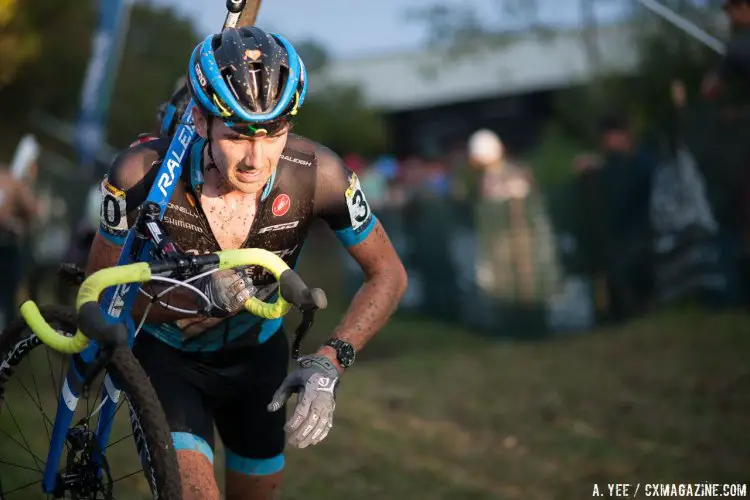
[194,109,289,194]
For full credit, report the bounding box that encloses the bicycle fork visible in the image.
[42,341,121,494]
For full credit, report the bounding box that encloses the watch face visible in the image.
[337,342,356,368]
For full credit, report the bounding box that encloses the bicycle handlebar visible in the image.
[19,248,327,354]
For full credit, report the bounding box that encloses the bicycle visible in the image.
[0,1,330,497]
[0,239,325,498]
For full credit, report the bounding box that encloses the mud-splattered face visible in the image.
[193,108,289,194]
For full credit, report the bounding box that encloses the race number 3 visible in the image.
[345,173,371,231]
[100,179,128,236]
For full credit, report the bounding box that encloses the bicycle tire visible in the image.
[0,305,182,499]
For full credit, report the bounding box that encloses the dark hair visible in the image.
[597,113,629,135]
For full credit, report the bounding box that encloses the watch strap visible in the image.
[324,338,355,367]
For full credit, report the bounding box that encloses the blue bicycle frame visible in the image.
[40,102,199,493]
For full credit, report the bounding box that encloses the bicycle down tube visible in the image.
[41,105,198,493]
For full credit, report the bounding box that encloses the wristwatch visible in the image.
[324,339,356,369]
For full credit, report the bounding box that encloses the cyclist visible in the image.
[86,26,407,500]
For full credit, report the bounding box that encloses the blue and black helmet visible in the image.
[187,26,307,132]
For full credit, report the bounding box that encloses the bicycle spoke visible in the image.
[1,477,43,496]
[0,428,44,469]
[28,351,52,444]
[12,374,54,432]
[0,458,42,472]
[44,352,74,455]
[105,432,134,450]
[44,347,59,401]
[2,400,46,472]
[88,377,107,422]
[97,397,127,440]
[112,468,143,483]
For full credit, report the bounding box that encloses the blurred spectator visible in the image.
[359,159,389,210]
[665,79,688,156]
[343,153,366,175]
[702,0,750,99]
[423,159,451,198]
[572,114,657,321]
[10,134,39,181]
[467,129,532,202]
[655,80,718,237]
[694,0,750,301]
[373,155,399,181]
[467,129,537,301]
[442,143,470,200]
[65,182,101,268]
[0,163,40,327]
[650,82,723,303]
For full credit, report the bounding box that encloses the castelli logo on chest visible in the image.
[272,194,291,217]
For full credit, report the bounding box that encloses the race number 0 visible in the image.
[102,194,122,227]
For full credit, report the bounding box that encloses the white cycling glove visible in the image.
[267,355,340,448]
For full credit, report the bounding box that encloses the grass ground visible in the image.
[276,307,750,499]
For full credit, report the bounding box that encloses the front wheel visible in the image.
[0,305,182,499]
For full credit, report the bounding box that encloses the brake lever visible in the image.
[58,263,86,286]
[291,307,317,360]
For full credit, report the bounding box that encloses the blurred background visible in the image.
[1,0,750,498]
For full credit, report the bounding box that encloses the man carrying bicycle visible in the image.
[86,26,407,500]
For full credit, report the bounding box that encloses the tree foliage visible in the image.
[0,0,42,88]
[407,0,722,145]
[294,39,330,74]
[291,39,388,157]
[106,3,199,147]
[0,0,95,113]
[0,1,200,150]
[294,84,388,158]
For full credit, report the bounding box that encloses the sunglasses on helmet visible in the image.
[224,115,292,137]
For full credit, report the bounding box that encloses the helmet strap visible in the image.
[206,118,217,171]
